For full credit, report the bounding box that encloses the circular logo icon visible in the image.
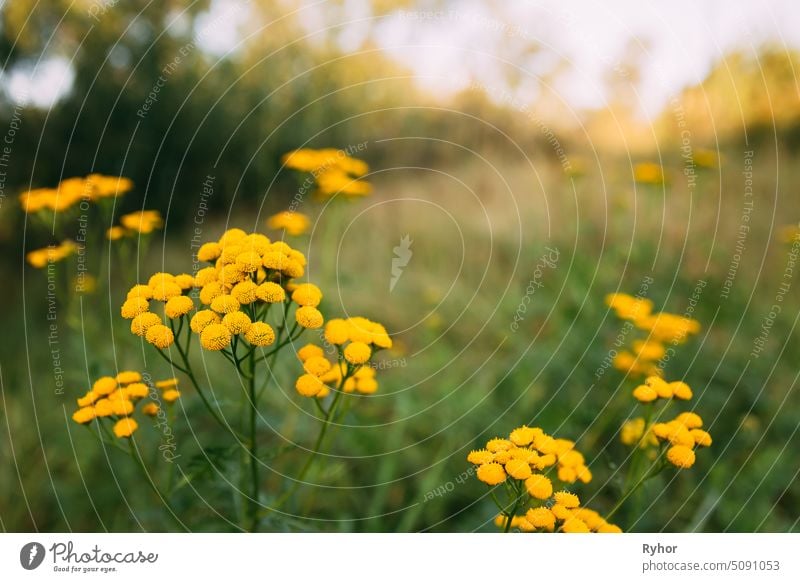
[20,542,45,570]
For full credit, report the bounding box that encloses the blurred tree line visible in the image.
[2,0,798,226]
[0,0,549,229]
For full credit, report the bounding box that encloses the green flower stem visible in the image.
[605,454,668,522]
[219,348,239,371]
[623,404,655,493]
[503,481,525,533]
[152,346,190,375]
[246,347,259,531]
[166,404,177,494]
[265,371,350,514]
[85,423,128,453]
[489,488,506,514]
[128,439,185,531]
[254,324,304,402]
[259,324,301,361]
[163,324,245,441]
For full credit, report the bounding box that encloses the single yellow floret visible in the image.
[296,374,324,397]
[344,341,371,365]
[509,425,538,446]
[113,417,138,438]
[633,384,659,403]
[561,517,590,533]
[486,438,513,452]
[670,381,693,400]
[222,311,252,334]
[646,375,673,398]
[291,283,323,307]
[295,306,323,329]
[199,281,224,305]
[194,266,218,286]
[115,371,141,384]
[110,399,134,416]
[210,294,240,314]
[72,407,96,424]
[76,391,98,407]
[467,449,494,465]
[130,312,161,336]
[676,412,703,428]
[162,389,181,403]
[125,383,149,399]
[297,343,324,362]
[190,310,221,333]
[356,377,379,394]
[93,376,117,396]
[524,474,553,500]
[127,285,153,300]
[255,282,286,303]
[231,280,258,304]
[121,297,149,319]
[245,322,276,346]
[505,458,532,480]
[174,273,195,290]
[324,319,350,345]
[165,295,194,318]
[93,399,113,417]
[476,462,507,485]
[150,281,182,301]
[690,429,712,447]
[526,507,556,531]
[142,402,160,416]
[303,356,332,376]
[200,323,232,350]
[197,242,221,262]
[146,324,174,348]
[236,250,263,272]
[667,445,696,468]
[553,491,580,508]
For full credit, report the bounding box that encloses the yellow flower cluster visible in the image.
[494,494,622,533]
[282,148,371,197]
[606,293,653,322]
[107,210,164,239]
[625,374,711,469]
[26,240,77,268]
[71,372,178,438]
[294,317,391,398]
[652,413,712,469]
[631,375,693,403]
[606,293,700,378]
[124,228,325,353]
[467,427,622,533]
[468,426,592,487]
[19,174,133,213]
[266,211,311,236]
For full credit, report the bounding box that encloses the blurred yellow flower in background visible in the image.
[19,174,134,214]
[633,162,666,185]
[778,224,800,243]
[282,147,372,198]
[120,210,164,234]
[266,211,310,236]
[106,226,128,240]
[26,240,77,268]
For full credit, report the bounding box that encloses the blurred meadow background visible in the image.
[1,0,799,532]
